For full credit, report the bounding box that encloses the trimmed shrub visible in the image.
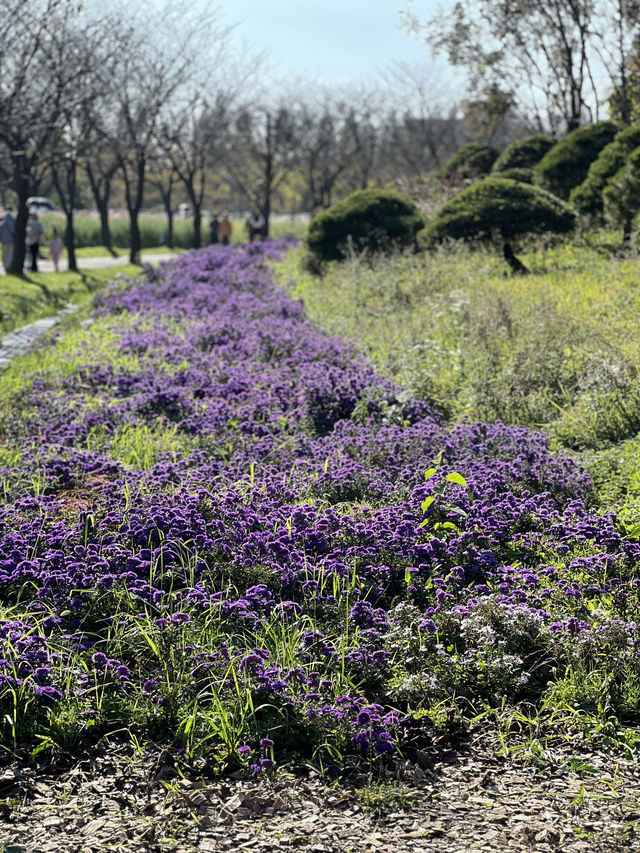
[492,133,556,172]
[438,142,500,181]
[602,146,640,240]
[422,177,576,243]
[307,189,425,262]
[491,166,534,183]
[570,124,640,219]
[534,121,618,199]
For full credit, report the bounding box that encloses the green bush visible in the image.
[534,121,618,199]
[570,124,640,219]
[491,166,534,183]
[306,189,425,262]
[422,177,576,243]
[492,133,556,171]
[602,146,640,240]
[438,142,500,181]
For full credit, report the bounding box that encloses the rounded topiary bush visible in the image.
[422,177,576,272]
[423,177,576,242]
[438,142,500,181]
[534,121,618,199]
[307,189,425,262]
[492,133,556,172]
[602,146,640,241]
[570,124,640,219]
[491,166,534,183]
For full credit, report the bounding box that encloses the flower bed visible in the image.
[0,240,638,767]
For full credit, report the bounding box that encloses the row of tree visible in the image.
[6,1,640,275]
[0,0,540,274]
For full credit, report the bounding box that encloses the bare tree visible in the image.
[383,62,463,174]
[98,2,229,263]
[146,150,180,249]
[47,20,115,271]
[403,0,600,133]
[296,95,359,212]
[228,101,300,237]
[0,1,100,274]
[154,33,252,250]
[594,0,640,124]
[341,87,384,191]
[158,94,234,249]
[84,142,119,254]
[105,44,184,263]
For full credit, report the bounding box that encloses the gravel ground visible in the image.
[1,732,638,852]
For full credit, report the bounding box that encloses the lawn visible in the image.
[0,265,142,336]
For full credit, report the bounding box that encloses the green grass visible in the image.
[277,234,640,513]
[40,213,308,251]
[0,266,141,336]
[279,237,640,442]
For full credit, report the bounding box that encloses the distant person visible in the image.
[25,211,44,272]
[219,214,232,246]
[251,211,265,241]
[0,206,15,272]
[209,214,219,245]
[244,214,253,242]
[49,227,64,272]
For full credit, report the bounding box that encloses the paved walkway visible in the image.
[0,305,79,367]
[26,251,178,274]
[0,252,178,367]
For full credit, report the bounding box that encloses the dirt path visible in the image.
[0,735,638,852]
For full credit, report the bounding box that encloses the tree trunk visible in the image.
[86,163,113,253]
[122,155,145,265]
[167,210,174,249]
[65,209,77,272]
[51,158,80,272]
[130,213,141,265]
[503,241,529,274]
[163,199,174,249]
[184,175,203,250]
[192,203,202,250]
[264,113,272,238]
[67,162,78,272]
[98,200,112,253]
[9,162,30,275]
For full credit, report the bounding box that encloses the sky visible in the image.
[224,0,441,84]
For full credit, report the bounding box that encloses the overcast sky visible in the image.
[225,0,441,83]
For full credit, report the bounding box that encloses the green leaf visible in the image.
[421,496,435,513]
[424,467,438,481]
[445,472,467,486]
[625,523,640,540]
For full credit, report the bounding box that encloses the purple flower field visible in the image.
[1,240,639,766]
